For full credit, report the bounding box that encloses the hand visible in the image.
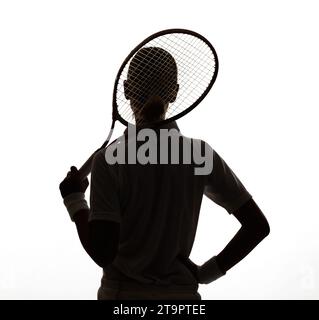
[59,166,89,199]
[178,254,200,283]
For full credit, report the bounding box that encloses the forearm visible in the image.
[215,199,270,273]
[215,223,269,273]
[195,226,268,284]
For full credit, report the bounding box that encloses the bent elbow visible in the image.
[257,218,270,239]
[244,216,270,241]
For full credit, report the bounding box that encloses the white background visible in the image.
[0,0,318,299]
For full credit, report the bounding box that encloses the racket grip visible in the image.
[77,150,100,180]
[77,120,115,180]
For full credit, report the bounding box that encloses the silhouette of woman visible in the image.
[59,47,270,300]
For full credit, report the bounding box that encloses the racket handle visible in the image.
[77,120,116,180]
[77,149,101,180]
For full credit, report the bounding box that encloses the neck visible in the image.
[123,120,180,135]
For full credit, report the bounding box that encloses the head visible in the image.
[124,47,179,124]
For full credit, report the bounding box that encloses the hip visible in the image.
[98,278,201,300]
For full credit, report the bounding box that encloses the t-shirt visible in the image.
[89,121,252,291]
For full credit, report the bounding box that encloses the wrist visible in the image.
[63,192,89,222]
[187,258,201,282]
[197,256,226,284]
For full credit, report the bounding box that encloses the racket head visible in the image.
[112,28,219,127]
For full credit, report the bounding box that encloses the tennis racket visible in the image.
[77,28,219,180]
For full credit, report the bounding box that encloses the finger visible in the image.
[70,166,78,173]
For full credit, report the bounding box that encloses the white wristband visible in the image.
[63,192,89,222]
[197,256,226,284]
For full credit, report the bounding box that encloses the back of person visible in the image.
[91,117,253,300]
[92,122,208,298]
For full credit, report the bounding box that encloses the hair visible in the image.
[126,47,178,123]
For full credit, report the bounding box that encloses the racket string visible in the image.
[116,32,217,125]
[118,46,176,123]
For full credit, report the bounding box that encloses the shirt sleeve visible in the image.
[89,149,122,223]
[204,149,252,214]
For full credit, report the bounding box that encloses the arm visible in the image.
[72,208,120,268]
[215,198,270,273]
[185,148,270,284]
[85,219,120,268]
[60,167,120,269]
[182,198,270,284]
[196,198,270,284]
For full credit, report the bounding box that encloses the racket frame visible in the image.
[113,28,219,127]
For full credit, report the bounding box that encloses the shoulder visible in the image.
[91,135,124,177]
[92,147,107,164]
[181,135,215,158]
[178,135,215,175]
[92,134,125,166]
[180,134,213,147]
[90,149,109,180]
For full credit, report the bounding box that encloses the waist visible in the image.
[102,270,199,293]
